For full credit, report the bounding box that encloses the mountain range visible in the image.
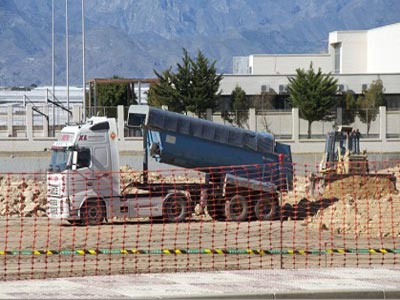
[1,0,400,86]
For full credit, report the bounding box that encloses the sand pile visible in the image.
[283,164,400,237]
[0,175,47,217]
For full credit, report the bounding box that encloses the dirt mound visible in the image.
[0,175,47,217]
[321,175,397,199]
[309,193,400,238]
[284,164,400,238]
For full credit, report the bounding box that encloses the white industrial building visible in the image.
[0,86,84,107]
[221,22,400,109]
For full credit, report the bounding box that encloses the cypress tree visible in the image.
[288,64,338,138]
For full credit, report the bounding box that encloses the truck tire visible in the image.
[163,196,187,222]
[80,199,105,225]
[225,195,248,222]
[254,197,278,221]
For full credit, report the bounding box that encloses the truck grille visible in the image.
[49,199,59,215]
[48,184,60,196]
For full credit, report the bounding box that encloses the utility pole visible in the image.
[82,0,86,121]
[65,0,70,124]
[51,0,55,136]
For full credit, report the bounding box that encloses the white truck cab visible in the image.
[47,116,194,225]
[47,117,121,224]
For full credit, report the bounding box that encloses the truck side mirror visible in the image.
[72,151,78,171]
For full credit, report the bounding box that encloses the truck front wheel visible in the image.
[163,196,187,222]
[80,199,106,225]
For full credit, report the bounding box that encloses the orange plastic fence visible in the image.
[0,160,399,280]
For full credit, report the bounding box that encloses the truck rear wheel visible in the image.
[225,195,249,222]
[80,199,105,225]
[163,196,187,222]
[254,197,278,221]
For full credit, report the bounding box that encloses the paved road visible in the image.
[1,267,400,299]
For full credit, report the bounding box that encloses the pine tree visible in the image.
[147,68,184,112]
[147,48,222,117]
[173,49,193,111]
[288,64,338,138]
[188,50,222,117]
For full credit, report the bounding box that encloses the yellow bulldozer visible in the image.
[309,126,397,196]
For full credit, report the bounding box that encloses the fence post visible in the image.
[292,107,299,142]
[206,108,212,121]
[7,104,13,137]
[117,105,125,142]
[336,107,342,126]
[42,104,49,137]
[249,108,256,131]
[379,106,387,142]
[26,104,33,141]
[72,105,81,123]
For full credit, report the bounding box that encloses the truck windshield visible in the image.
[48,148,73,172]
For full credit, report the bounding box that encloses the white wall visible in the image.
[220,74,291,95]
[250,54,331,75]
[236,23,400,81]
[368,23,400,73]
[220,73,400,95]
[1,105,400,154]
[329,30,368,74]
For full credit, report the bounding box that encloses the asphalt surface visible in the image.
[0,267,400,299]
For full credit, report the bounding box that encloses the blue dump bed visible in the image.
[127,105,293,189]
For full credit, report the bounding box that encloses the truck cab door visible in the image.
[68,148,93,208]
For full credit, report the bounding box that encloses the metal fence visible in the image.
[0,160,399,280]
[0,105,399,140]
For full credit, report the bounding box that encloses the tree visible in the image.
[357,79,385,135]
[93,76,137,118]
[188,50,222,117]
[339,91,358,125]
[222,85,249,128]
[147,69,184,112]
[288,64,338,138]
[147,48,223,117]
[96,75,136,107]
[251,91,275,133]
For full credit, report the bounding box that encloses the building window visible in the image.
[334,43,341,74]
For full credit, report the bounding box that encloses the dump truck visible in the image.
[309,125,396,195]
[47,105,293,225]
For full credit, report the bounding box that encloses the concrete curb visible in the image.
[1,268,400,299]
[169,289,400,300]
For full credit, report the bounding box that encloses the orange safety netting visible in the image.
[0,160,399,280]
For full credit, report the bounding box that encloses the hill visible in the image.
[1,0,400,86]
